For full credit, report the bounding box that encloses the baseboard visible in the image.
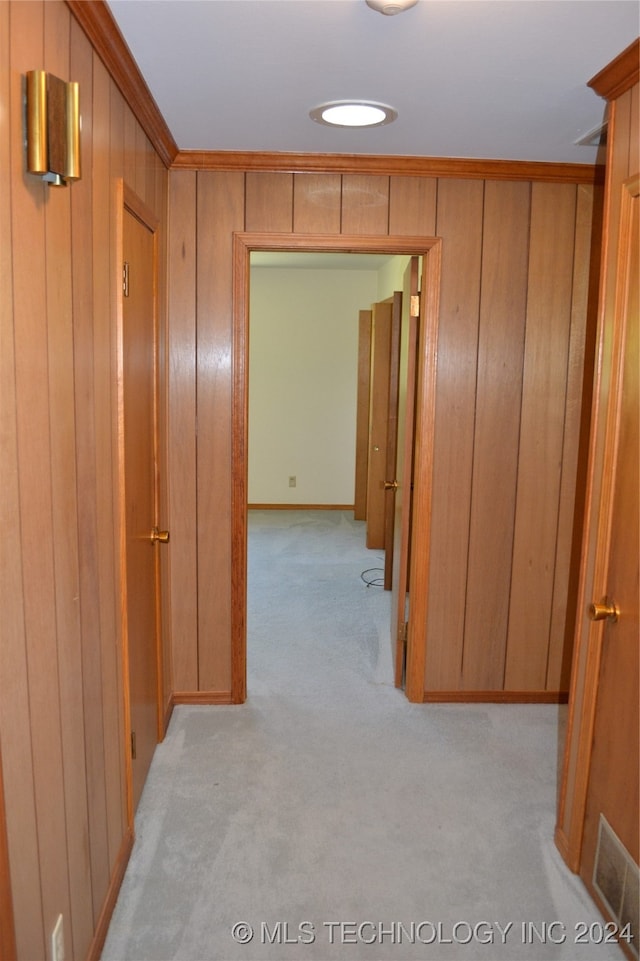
[423,690,569,703]
[171,691,234,705]
[86,825,134,961]
[162,694,174,735]
[248,504,354,511]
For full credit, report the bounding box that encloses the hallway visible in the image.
[102,511,623,960]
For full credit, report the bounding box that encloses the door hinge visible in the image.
[400,621,408,645]
[130,731,137,759]
[123,261,130,297]
[410,294,420,317]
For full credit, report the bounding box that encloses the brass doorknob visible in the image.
[384,480,398,490]
[588,597,619,623]
[150,527,170,544]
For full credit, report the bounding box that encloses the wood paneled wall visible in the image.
[167,169,594,699]
[0,2,168,957]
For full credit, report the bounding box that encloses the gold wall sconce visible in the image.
[26,70,81,186]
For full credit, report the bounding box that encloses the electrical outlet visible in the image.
[51,914,64,961]
[288,476,296,488]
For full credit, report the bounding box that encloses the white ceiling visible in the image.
[106,0,638,165]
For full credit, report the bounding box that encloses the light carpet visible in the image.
[102,510,622,960]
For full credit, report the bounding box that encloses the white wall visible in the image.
[248,266,379,505]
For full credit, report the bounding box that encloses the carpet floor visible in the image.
[102,510,622,960]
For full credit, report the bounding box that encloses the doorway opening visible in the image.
[231,233,442,705]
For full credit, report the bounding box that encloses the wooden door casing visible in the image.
[231,233,442,704]
[366,300,393,550]
[390,258,420,686]
[383,290,403,590]
[579,175,639,910]
[121,190,163,818]
[555,44,639,925]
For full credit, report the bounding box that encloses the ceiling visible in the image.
[105,0,638,166]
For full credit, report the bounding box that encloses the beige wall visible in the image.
[0,2,169,957]
[248,266,379,506]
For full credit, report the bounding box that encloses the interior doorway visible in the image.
[231,233,442,705]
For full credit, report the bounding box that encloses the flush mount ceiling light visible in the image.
[309,100,397,128]
[366,0,418,14]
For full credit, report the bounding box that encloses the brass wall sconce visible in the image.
[26,70,81,186]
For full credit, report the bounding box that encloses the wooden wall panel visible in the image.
[461,181,530,689]
[168,170,199,692]
[0,4,44,956]
[424,179,484,690]
[10,1,73,951]
[546,184,594,691]
[1,2,170,956]
[246,172,293,231]
[505,183,578,690]
[92,51,124,884]
[69,13,111,931]
[44,4,94,956]
[341,175,390,234]
[389,176,437,235]
[293,173,341,233]
[173,167,593,701]
[196,172,245,692]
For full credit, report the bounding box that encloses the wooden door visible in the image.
[390,258,420,686]
[354,309,372,521]
[366,300,393,549]
[122,200,163,814]
[579,176,639,911]
[383,290,403,590]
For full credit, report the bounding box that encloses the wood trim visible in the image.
[248,504,354,511]
[171,692,234,705]
[557,173,640,872]
[85,826,134,961]
[404,244,442,702]
[424,691,569,703]
[173,150,597,184]
[65,0,178,168]
[589,38,640,102]
[233,233,441,708]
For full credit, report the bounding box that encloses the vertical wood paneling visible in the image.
[10,0,73,949]
[44,4,93,956]
[92,52,123,886]
[168,170,199,692]
[424,179,484,690]
[196,172,245,691]
[108,75,128,845]
[69,14,110,934]
[389,176,437,234]
[505,183,577,690]
[0,4,45,958]
[293,173,341,233]
[546,185,594,691]
[462,181,530,689]
[341,175,389,234]
[3,3,171,956]
[245,172,293,231]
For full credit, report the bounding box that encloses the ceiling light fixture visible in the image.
[366,0,418,15]
[309,100,397,128]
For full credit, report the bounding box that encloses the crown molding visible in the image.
[171,150,596,184]
[589,37,640,102]
[66,0,179,168]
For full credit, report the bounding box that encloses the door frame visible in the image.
[116,181,164,826]
[231,233,442,704]
[556,174,640,871]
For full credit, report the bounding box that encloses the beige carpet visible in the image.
[102,511,623,960]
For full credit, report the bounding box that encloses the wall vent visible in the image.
[593,816,639,959]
